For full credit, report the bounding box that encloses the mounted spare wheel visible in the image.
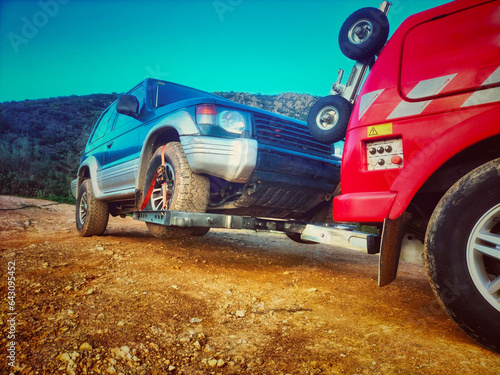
[142,142,210,239]
[307,95,352,144]
[339,7,389,61]
[425,158,500,353]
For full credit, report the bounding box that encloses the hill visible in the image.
[0,92,319,200]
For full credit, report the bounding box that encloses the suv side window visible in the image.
[90,106,114,144]
[114,85,144,130]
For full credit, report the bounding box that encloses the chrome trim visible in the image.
[180,136,257,183]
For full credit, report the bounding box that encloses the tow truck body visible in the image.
[333,0,500,284]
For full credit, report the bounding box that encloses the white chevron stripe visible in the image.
[359,89,385,120]
[462,66,500,107]
[387,74,457,119]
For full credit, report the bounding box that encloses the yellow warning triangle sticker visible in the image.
[367,123,393,137]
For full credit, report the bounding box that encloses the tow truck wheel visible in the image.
[425,158,500,353]
[339,7,389,61]
[307,95,352,144]
[143,142,210,239]
[76,179,109,237]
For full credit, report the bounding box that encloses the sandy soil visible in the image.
[1,195,499,375]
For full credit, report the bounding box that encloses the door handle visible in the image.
[107,141,113,148]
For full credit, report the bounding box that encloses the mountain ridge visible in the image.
[0,91,320,199]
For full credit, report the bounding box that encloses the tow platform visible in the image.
[133,210,380,255]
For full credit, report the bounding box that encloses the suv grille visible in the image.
[253,113,333,157]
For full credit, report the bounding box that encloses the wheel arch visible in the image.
[408,134,500,231]
[135,126,181,206]
[76,157,102,198]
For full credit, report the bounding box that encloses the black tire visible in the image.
[143,142,210,239]
[307,96,352,144]
[425,158,500,353]
[192,227,210,236]
[76,179,109,237]
[339,7,389,61]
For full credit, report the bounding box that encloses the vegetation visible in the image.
[0,91,319,200]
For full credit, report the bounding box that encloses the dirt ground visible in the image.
[1,195,499,375]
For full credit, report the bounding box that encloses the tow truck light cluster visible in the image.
[366,138,404,171]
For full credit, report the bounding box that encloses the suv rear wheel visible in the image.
[76,179,109,237]
[142,142,210,239]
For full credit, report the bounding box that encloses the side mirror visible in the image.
[116,95,139,117]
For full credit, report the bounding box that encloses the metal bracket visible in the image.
[133,210,380,254]
[332,1,391,104]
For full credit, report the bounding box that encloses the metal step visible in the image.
[133,210,380,254]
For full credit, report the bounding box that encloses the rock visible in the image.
[121,346,130,354]
[42,262,49,268]
[105,365,117,374]
[256,358,264,366]
[190,317,203,324]
[102,250,114,256]
[168,365,176,371]
[235,310,246,318]
[171,285,178,289]
[208,359,218,367]
[217,359,225,367]
[57,353,71,362]
[79,342,92,350]
[193,341,201,350]
[117,321,125,327]
[307,288,317,293]
[107,358,117,365]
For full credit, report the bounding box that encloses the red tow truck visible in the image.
[307,0,500,353]
[131,0,500,353]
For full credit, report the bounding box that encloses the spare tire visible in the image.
[307,95,352,144]
[339,7,389,61]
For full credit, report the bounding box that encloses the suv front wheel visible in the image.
[142,142,210,239]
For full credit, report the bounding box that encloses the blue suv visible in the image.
[72,79,340,239]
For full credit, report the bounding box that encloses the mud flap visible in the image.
[378,212,411,287]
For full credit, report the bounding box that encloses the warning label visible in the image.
[367,123,392,137]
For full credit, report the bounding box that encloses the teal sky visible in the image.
[0,0,449,102]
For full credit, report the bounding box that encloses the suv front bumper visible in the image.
[180,136,257,183]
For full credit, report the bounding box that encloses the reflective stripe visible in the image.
[359,89,384,120]
[387,74,457,119]
[462,66,500,107]
[358,67,500,122]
